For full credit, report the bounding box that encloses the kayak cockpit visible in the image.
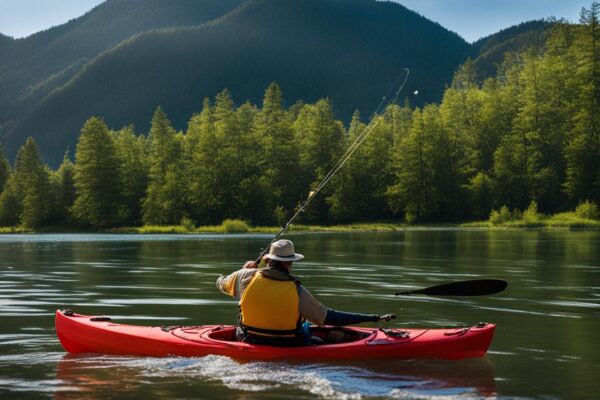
[172,325,376,346]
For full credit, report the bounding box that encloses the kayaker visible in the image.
[216,239,394,345]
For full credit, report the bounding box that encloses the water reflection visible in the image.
[53,354,496,399]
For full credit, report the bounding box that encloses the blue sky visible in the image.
[393,0,591,42]
[0,0,103,38]
[0,0,593,41]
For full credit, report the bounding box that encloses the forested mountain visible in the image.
[1,3,599,229]
[0,33,12,47]
[0,0,473,165]
[0,0,243,164]
[0,0,242,106]
[471,20,552,79]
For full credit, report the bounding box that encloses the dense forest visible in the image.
[0,0,476,165]
[0,5,599,229]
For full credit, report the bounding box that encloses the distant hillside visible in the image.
[471,20,552,79]
[2,0,472,165]
[1,0,554,166]
[0,0,243,108]
[0,33,13,45]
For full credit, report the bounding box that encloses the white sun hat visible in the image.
[265,239,304,262]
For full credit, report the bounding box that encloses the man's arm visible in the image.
[216,262,258,300]
[216,271,240,298]
[299,287,392,326]
[298,287,328,325]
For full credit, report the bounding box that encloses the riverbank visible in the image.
[1,217,599,234]
[0,221,406,234]
[463,208,600,230]
[110,222,407,234]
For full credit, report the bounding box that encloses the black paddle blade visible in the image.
[394,279,508,296]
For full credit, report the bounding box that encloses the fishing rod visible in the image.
[255,68,411,263]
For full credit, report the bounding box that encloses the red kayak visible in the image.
[55,309,495,361]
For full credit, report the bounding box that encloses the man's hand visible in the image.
[378,314,396,322]
[243,261,258,269]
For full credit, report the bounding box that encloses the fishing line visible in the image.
[256,68,410,262]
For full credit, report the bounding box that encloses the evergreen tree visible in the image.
[438,85,481,218]
[0,178,20,226]
[252,83,302,223]
[467,171,494,219]
[452,58,479,90]
[0,149,9,193]
[188,91,263,224]
[565,3,600,205]
[293,98,345,222]
[72,117,122,228]
[143,107,186,225]
[328,112,394,221]
[114,126,149,225]
[11,138,53,228]
[187,98,216,224]
[54,150,76,223]
[386,103,413,145]
[0,149,16,225]
[474,77,517,172]
[235,100,272,223]
[511,49,575,211]
[492,134,530,210]
[387,107,438,222]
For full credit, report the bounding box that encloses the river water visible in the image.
[0,230,598,399]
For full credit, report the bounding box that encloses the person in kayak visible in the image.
[216,239,394,345]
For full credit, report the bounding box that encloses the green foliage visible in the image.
[52,151,76,224]
[294,99,346,222]
[467,172,494,219]
[472,20,552,80]
[0,179,20,226]
[328,111,395,222]
[0,138,55,228]
[187,90,266,225]
[487,201,542,227]
[0,150,9,193]
[2,0,472,167]
[143,107,186,225]
[220,219,250,233]
[114,126,149,225]
[274,206,287,227]
[72,117,122,228]
[3,5,600,231]
[180,216,196,231]
[564,4,600,206]
[575,200,600,220]
[523,201,543,222]
[252,83,302,222]
[489,205,512,225]
[387,107,439,222]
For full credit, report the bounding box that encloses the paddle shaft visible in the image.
[394,279,507,296]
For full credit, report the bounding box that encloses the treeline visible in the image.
[0,4,599,229]
[4,0,469,166]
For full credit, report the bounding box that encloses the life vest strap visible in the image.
[241,324,299,336]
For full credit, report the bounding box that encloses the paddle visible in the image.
[394,279,507,297]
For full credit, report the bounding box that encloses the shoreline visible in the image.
[0,220,599,235]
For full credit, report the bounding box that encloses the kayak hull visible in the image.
[55,310,495,361]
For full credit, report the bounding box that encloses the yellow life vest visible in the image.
[239,272,300,337]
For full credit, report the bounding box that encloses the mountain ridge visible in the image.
[0,0,243,106]
[0,0,550,166]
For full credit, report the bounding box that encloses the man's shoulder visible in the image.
[237,268,259,280]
